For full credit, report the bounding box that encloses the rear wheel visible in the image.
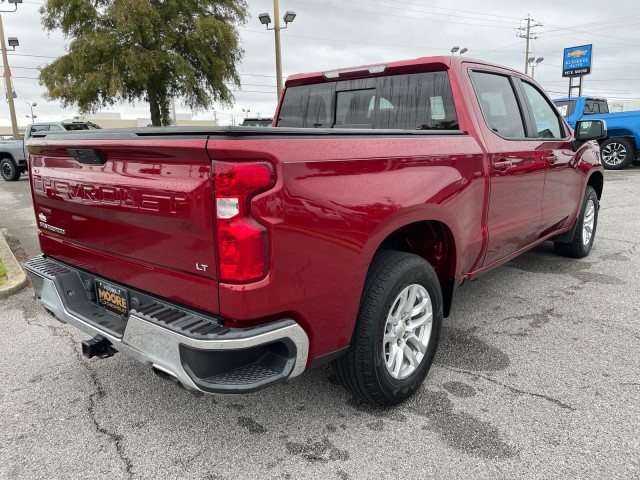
[332,251,442,406]
[600,137,635,170]
[0,157,20,181]
[554,186,599,258]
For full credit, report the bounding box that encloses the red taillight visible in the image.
[214,162,275,283]
[216,162,273,197]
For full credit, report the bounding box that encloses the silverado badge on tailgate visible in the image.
[96,280,129,317]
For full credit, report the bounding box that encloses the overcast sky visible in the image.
[2,0,639,126]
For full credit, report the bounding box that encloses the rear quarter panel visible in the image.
[210,136,486,362]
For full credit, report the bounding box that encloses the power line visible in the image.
[287,0,519,30]
[543,79,640,84]
[474,41,525,59]
[539,15,640,34]
[5,66,42,70]
[331,0,518,25]
[539,31,636,47]
[541,21,640,44]
[242,28,452,52]
[383,0,521,20]
[6,53,57,59]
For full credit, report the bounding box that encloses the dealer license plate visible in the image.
[96,280,129,317]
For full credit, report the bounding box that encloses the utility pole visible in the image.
[523,16,530,75]
[518,15,542,76]
[0,15,19,139]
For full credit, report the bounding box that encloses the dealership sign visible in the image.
[563,44,593,77]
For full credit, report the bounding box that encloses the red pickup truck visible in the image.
[25,56,605,406]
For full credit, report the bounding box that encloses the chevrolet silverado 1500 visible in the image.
[25,57,605,405]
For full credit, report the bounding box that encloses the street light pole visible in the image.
[259,3,296,100]
[25,100,35,120]
[527,57,544,80]
[273,0,283,97]
[0,15,19,139]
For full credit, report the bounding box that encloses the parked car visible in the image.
[240,117,273,127]
[25,56,604,406]
[553,96,640,170]
[0,121,102,181]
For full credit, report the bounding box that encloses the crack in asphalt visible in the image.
[20,305,134,477]
[598,236,640,247]
[86,371,134,478]
[443,366,576,411]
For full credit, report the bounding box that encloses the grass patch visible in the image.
[0,258,7,287]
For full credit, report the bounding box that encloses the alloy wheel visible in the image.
[383,284,433,380]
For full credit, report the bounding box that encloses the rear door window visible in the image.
[470,71,526,139]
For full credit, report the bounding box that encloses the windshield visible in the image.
[553,100,576,118]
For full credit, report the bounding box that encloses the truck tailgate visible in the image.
[28,138,219,314]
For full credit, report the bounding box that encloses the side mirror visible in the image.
[575,119,607,141]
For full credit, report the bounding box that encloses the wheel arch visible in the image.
[586,170,604,200]
[599,132,637,149]
[0,151,16,163]
[369,219,458,318]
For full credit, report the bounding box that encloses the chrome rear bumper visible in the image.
[25,256,309,393]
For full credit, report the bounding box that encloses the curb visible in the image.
[0,231,28,299]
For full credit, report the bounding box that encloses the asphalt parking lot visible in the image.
[1,167,639,479]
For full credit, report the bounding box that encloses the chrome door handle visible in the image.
[493,159,513,171]
[545,154,559,163]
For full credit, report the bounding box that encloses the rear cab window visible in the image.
[584,100,609,115]
[277,71,459,130]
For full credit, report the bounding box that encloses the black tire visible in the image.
[554,186,599,258]
[331,251,442,406]
[600,137,635,170]
[0,157,20,181]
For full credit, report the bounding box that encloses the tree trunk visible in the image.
[148,89,162,126]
